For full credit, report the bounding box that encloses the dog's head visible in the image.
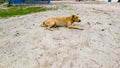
[71,14,81,22]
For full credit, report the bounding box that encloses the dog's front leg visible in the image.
[67,22,83,30]
[68,25,81,29]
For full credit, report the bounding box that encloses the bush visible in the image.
[0,0,4,3]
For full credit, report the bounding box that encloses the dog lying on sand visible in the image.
[40,14,83,30]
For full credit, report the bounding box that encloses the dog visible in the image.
[40,14,83,30]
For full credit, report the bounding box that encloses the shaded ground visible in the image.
[0,1,120,68]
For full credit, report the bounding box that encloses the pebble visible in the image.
[101,29,104,31]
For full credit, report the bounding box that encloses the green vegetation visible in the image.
[0,6,57,18]
[0,0,7,3]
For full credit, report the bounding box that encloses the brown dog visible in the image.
[40,14,82,30]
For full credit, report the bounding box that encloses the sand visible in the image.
[0,1,120,68]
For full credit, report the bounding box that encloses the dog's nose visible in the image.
[79,20,81,22]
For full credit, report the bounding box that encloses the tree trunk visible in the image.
[118,0,120,2]
[108,0,111,2]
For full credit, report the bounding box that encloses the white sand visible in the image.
[0,1,120,68]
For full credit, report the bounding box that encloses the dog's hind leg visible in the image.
[46,22,56,30]
[40,22,47,27]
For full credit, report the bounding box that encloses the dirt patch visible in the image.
[0,1,120,68]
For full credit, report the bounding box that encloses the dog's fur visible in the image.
[40,14,82,30]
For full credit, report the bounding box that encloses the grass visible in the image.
[0,6,57,18]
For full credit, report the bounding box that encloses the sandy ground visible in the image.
[0,1,120,68]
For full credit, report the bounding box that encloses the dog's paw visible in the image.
[45,28,53,31]
[78,28,84,30]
